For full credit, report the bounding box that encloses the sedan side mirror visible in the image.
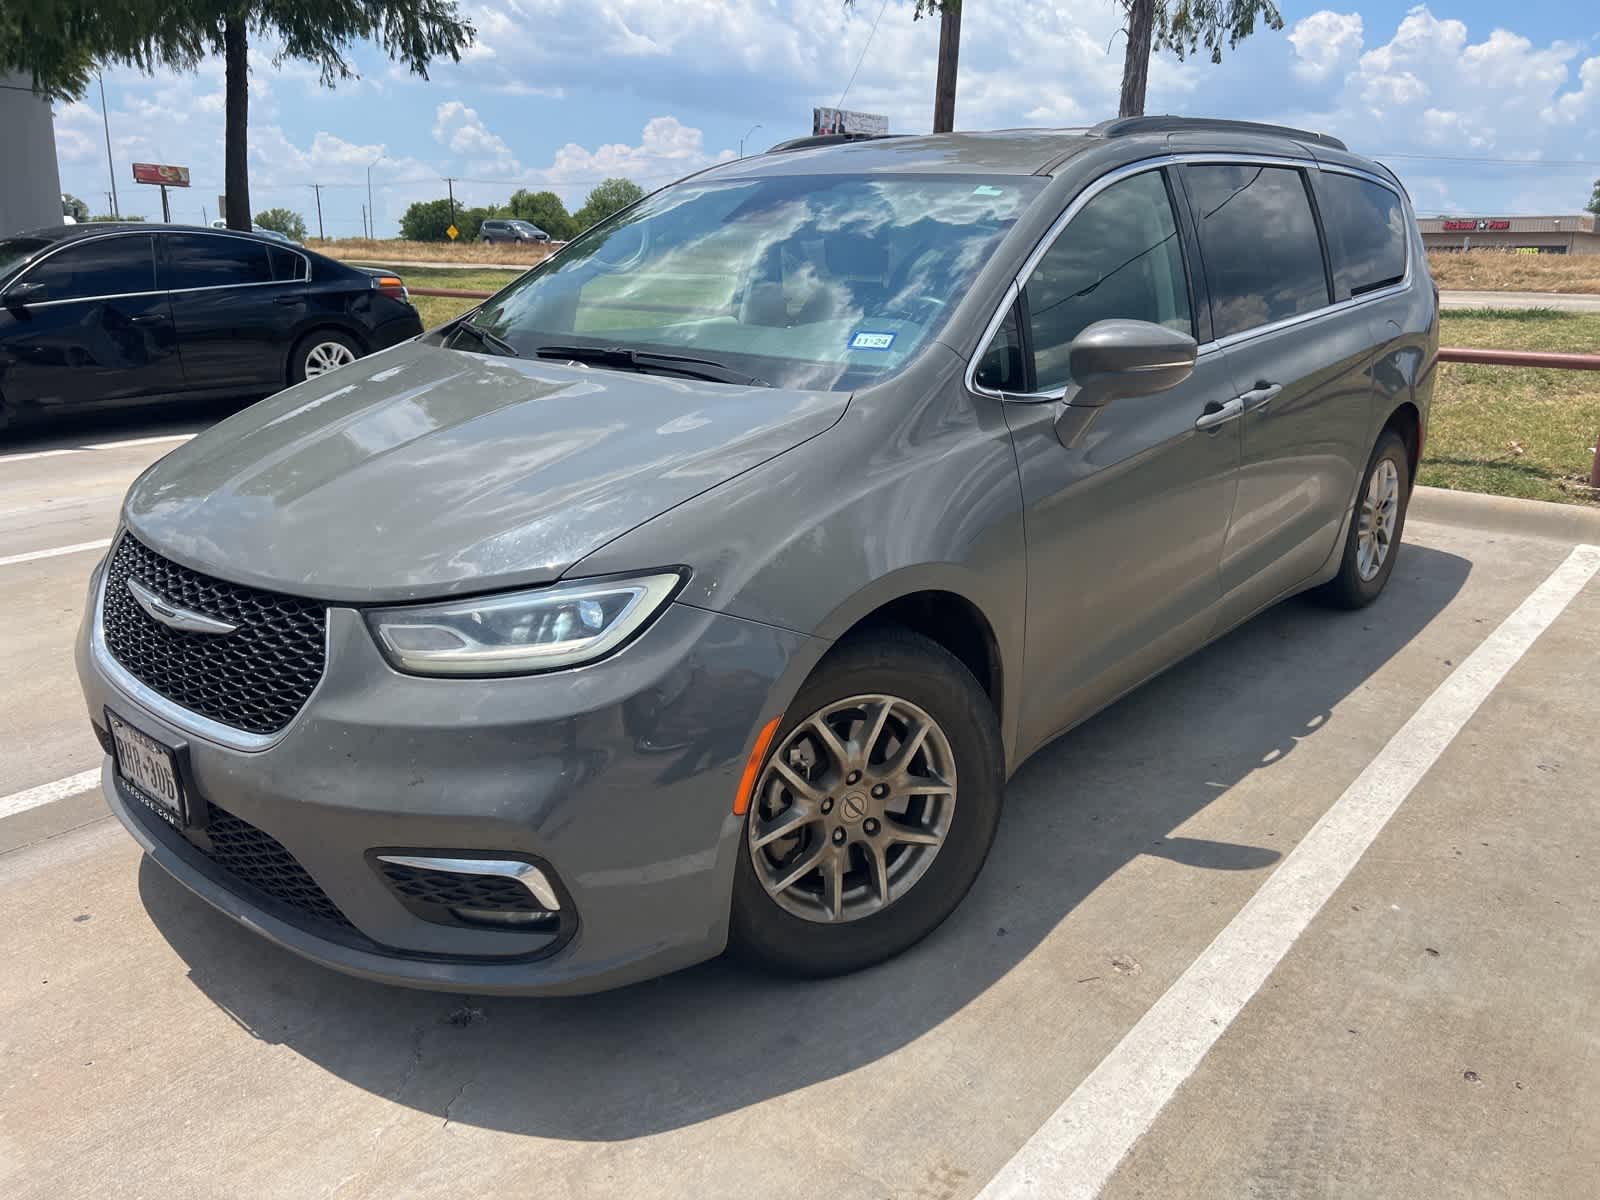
[3,281,47,311]
[1054,319,1198,448]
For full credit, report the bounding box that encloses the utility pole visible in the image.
[312,183,325,241]
[366,153,383,240]
[362,204,369,240]
[932,1,962,133]
[98,73,119,217]
[445,177,457,228]
[104,191,115,216]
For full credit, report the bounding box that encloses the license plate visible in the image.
[108,711,185,822]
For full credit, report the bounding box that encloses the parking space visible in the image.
[3,412,1599,1199]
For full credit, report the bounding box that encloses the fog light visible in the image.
[450,907,557,929]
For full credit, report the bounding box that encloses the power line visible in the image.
[1373,152,1600,168]
[836,0,891,109]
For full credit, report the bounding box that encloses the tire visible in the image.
[729,627,1004,977]
[1316,429,1411,609]
[289,330,362,385]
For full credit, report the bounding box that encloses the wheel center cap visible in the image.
[840,792,868,823]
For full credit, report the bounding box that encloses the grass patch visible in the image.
[395,267,521,329]
[1425,311,1600,505]
[1426,249,1600,295]
[319,238,557,267]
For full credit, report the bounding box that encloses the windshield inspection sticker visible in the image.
[850,331,897,351]
[972,185,1004,196]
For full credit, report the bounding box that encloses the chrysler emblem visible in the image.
[127,577,239,635]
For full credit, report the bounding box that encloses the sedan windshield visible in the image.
[0,237,51,282]
[461,173,1043,390]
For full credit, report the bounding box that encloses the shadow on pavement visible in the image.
[137,543,1471,1141]
[0,396,259,452]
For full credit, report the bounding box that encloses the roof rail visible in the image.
[766,132,901,154]
[1089,115,1348,152]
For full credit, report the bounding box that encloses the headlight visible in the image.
[366,572,682,677]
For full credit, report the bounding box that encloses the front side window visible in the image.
[162,234,273,290]
[1024,170,1191,393]
[20,235,156,301]
[1318,172,1408,298]
[464,172,1044,390]
[0,237,51,283]
[1183,164,1330,339]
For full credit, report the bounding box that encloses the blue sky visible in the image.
[52,2,1600,235]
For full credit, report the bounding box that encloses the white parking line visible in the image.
[978,542,1600,1200]
[0,769,103,821]
[0,432,193,464]
[0,538,111,568]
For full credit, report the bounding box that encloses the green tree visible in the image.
[457,204,497,241]
[398,197,458,242]
[1119,1,1284,117]
[1587,178,1599,216]
[62,193,90,221]
[505,189,576,240]
[254,207,307,241]
[574,178,645,233]
[1,3,475,232]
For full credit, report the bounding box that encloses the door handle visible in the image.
[1237,382,1283,412]
[1194,396,1244,431]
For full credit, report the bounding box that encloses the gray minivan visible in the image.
[77,117,1436,994]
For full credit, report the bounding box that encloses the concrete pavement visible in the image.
[1440,289,1600,313]
[3,410,1599,1199]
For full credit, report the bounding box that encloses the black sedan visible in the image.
[0,224,422,430]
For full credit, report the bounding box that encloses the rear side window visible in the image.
[162,234,273,289]
[1318,173,1408,298]
[1183,164,1330,339]
[266,245,307,282]
[1024,170,1191,392]
[22,235,156,301]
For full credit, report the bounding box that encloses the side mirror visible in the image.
[3,280,47,311]
[1066,319,1198,408]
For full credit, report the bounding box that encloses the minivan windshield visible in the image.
[458,173,1043,390]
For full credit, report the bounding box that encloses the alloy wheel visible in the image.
[747,694,957,924]
[1356,457,1400,581]
[304,341,356,378]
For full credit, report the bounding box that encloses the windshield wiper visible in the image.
[534,344,770,387]
[451,320,521,358]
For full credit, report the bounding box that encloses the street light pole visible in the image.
[366,153,384,240]
[98,73,119,217]
[739,124,763,158]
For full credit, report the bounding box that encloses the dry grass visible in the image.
[1424,310,1600,506]
[1426,250,1600,294]
[315,238,558,267]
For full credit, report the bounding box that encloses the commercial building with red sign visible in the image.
[1418,213,1598,255]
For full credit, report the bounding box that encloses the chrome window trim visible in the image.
[965,152,1413,400]
[2,227,310,308]
[90,539,332,754]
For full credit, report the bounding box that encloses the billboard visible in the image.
[132,162,191,188]
[812,107,888,137]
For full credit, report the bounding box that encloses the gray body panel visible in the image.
[78,121,1438,993]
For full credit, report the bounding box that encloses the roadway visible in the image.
[3,408,1599,1199]
[1440,289,1600,313]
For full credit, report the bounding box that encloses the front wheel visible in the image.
[729,628,1003,977]
[1317,429,1411,609]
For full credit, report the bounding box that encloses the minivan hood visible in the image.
[123,343,848,602]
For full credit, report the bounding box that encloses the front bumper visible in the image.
[77,559,818,994]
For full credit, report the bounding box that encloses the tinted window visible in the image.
[0,237,51,281]
[1184,165,1329,338]
[163,234,272,289]
[22,235,156,301]
[973,307,1024,392]
[266,245,306,282]
[1319,173,1407,298]
[1025,170,1191,392]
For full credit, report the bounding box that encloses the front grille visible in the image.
[200,806,353,929]
[379,862,553,913]
[103,534,326,735]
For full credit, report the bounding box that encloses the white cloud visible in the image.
[1289,12,1363,83]
[433,100,521,174]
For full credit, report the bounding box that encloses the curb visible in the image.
[1409,485,1600,543]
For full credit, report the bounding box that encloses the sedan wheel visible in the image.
[303,340,357,378]
[1356,457,1400,582]
[748,694,956,925]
